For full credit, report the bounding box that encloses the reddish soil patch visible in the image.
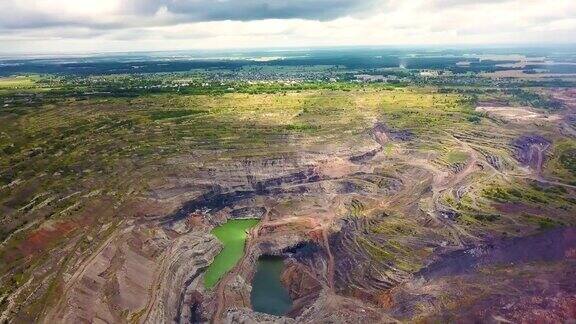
[307,228,324,242]
[458,292,576,323]
[18,221,77,256]
[2,199,104,264]
[2,220,78,264]
[374,291,394,309]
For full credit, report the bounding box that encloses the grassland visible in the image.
[0,76,38,89]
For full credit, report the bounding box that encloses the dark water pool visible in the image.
[251,256,293,316]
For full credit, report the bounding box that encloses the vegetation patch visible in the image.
[546,140,576,184]
[149,109,206,120]
[473,213,500,222]
[560,148,576,176]
[521,214,562,230]
[445,149,469,165]
[0,76,37,89]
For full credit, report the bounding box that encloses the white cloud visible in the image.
[0,0,574,54]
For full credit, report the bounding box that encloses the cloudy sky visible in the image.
[1,0,575,54]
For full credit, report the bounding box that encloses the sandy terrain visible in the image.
[476,105,561,123]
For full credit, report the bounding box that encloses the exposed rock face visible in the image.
[372,122,414,143]
[331,216,410,297]
[164,167,323,224]
[295,292,400,323]
[231,207,267,219]
[223,308,296,324]
[511,134,551,168]
[44,223,220,324]
[222,293,400,324]
[389,259,576,323]
[281,242,324,307]
[417,227,576,280]
[282,259,323,317]
[143,232,220,323]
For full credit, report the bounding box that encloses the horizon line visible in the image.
[1,42,576,60]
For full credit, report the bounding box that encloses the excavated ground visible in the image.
[42,114,576,323]
[2,88,576,323]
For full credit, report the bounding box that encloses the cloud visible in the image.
[427,0,511,8]
[0,0,122,29]
[130,0,379,21]
[0,0,380,30]
[0,0,575,54]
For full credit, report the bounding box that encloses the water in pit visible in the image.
[204,219,260,289]
[251,256,293,316]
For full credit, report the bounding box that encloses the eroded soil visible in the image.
[1,88,575,323]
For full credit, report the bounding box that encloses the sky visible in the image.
[0,0,575,54]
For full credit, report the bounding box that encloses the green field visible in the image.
[204,219,260,289]
[0,76,37,89]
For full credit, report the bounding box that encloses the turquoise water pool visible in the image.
[250,256,293,316]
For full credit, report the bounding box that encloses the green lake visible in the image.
[204,219,260,289]
[250,256,293,316]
